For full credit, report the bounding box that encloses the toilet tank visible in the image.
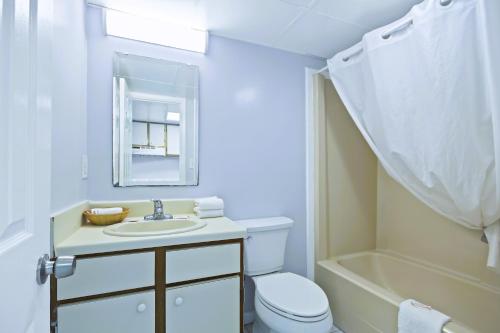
[237,217,294,276]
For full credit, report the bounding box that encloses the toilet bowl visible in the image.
[252,272,333,333]
[238,217,333,333]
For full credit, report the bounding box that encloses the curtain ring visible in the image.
[481,231,488,244]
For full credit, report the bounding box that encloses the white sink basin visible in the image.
[103,219,207,237]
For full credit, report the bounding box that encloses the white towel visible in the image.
[398,299,450,333]
[485,221,500,274]
[90,207,123,215]
[194,196,224,210]
[194,208,224,218]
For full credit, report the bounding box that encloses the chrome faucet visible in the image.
[144,200,173,221]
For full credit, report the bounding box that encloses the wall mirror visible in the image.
[113,53,199,186]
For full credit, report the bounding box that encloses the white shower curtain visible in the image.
[328,0,500,272]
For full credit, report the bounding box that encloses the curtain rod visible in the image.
[315,65,328,74]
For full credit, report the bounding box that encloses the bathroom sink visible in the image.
[103,219,207,237]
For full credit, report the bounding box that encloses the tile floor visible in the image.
[332,325,344,333]
[243,324,344,333]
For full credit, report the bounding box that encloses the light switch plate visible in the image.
[81,154,88,179]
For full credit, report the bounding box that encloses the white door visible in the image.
[0,0,54,332]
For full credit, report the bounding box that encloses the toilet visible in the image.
[238,217,333,333]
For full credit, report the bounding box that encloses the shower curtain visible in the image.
[328,0,500,272]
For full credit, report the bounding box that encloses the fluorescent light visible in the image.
[167,112,180,122]
[105,10,208,53]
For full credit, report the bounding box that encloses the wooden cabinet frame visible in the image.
[51,238,244,333]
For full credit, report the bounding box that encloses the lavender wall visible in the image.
[51,0,87,212]
[86,6,324,275]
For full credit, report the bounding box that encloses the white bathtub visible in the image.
[316,251,500,333]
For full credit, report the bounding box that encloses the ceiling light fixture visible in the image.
[105,9,208,53]
[166,112,180,122]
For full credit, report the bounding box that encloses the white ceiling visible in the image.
[88,0,422,59]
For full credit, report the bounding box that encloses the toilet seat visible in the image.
[253,272,330,322]
[256,293,331,323]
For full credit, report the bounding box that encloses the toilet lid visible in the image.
[254,273,330,318]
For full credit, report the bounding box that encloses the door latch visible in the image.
[36,254,76,285]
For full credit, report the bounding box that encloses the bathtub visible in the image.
[316,251,500,333]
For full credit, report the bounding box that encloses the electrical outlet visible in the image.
[81,154,88,179]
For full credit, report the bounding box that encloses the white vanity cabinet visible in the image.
[54,240,243,333]
[57,251,155,300]
[166,277,240,333]
[165,243,240,283]
[164,243,241,333]
[58,291,155,333]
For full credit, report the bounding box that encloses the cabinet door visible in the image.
[166,277,240,333]
[58,252,155,300]
[58,290,155,333]
[166,243,240,283]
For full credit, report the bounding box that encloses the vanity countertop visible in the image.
[54,215,246,256]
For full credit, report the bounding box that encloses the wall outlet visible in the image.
[81,154,88,179]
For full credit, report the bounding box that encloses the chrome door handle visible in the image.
[36,254,76,285]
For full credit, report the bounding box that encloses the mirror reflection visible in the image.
[112,53,199,186]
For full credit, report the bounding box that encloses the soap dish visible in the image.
[83,208,129,226]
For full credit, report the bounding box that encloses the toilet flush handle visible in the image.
[175,297,184,306]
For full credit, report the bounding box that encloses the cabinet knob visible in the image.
[175,297,184,306]
[137,303,147,313]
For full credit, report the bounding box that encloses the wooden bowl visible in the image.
[83,208,129,226]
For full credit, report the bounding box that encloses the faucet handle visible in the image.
[152,199,163,209]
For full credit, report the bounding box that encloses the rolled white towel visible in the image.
[194,208,224,219]
[194,196,224,210]
[398,299,450,333]
[485,221,500,274]
[90,207,123,215]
